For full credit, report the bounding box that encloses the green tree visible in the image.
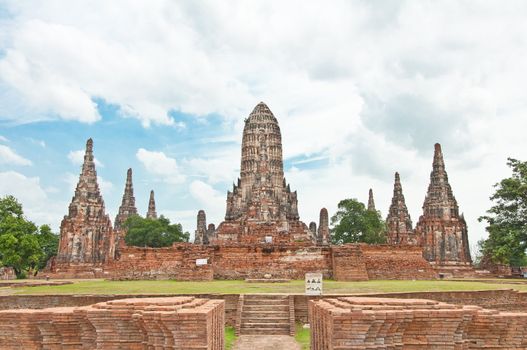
[0,196,41,277]
[330,198,387,244]
[36,224,59,270]
[124,215,189,248]
[479,158,527,267]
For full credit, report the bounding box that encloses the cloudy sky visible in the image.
[1,1,526,251]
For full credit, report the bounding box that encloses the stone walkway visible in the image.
[233,335,301,350]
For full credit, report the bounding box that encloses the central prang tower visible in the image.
[196,102,319,245]
[226,102,299,222]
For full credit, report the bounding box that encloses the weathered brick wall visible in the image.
[212,244,332,279]
[0,293,241,326]
[0,266,15,280]
[309,297,527,350]
[293,289,527,323]
[331,245,368,281]
[360,244,437,279]
[106,244,214,280]
[0,297,224,349]
[45,243,444,281]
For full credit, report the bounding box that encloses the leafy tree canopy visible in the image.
[330,198,387,244]
[479,158,527,267]
[0,195,59,277]
[123,215,189,248]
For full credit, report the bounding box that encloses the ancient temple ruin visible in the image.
[367,189,376,211]
[56,139,115,264]
[415,144,472,267]
[146,190,157,219]
[386,172,417,245]
[202,102,316,245]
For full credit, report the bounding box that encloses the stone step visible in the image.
[242,311,289,318]
[243,305,289,312]
[239,327,291,335]
[241,317,289,323]
[241,322,290,328]
[243,299,289,306]
[243,295,289,300]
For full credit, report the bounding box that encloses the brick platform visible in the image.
[309,297,527,349]
[0,296,224,349]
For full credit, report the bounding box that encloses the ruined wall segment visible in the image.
[386,172,417,245]
[214,102,313,244]
[415,143,472,268]
[56,139,115,264]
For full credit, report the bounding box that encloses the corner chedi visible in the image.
[56,138,115,264]
[114,168,138,251]
[201,102,315,245]
[386,172,417,245]
[414,143,472,274]
[146,190,157,219]
[367,188,376,211]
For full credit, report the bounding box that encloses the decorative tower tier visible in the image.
[56,139,115,264]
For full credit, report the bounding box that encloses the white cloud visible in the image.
[0,144,32,166]
[189,180,225,229]
[0,136,9,143]
[136,148,185,184]
[67,149,103,167]
[0,171,65,229]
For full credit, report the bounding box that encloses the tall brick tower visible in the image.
[386,172,416,245]
[114,168,138,249]
[415,144,472,267]
[56,139,115,264]
[212,102,313,244]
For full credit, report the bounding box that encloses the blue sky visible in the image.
[1,1,527,251]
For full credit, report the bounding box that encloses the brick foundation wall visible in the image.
[44,243,453,281]
[212,244,332,279]
[360,244,437,280]
[0,296,224,349]
[309,297,527,349]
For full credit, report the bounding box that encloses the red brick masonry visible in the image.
[309,296,527,349]
[0,296,224,350]
[44,243,439,281]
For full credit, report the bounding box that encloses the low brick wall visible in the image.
[309,297,527,349]
[44,243,446,281]
[360,244,437,280]
[3,289,526,328]
[0,296,224,349]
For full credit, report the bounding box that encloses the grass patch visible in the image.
[295,323,310,350]
[225,326,237,350]
[10,279,527,295]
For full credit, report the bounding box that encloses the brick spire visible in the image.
[114,168,137,230]
[367,188,376,211]
[194,210,207,244]
[386,172,415,245]
[57,138,115,264]
[415,143,472,265]
[146,190,157,219]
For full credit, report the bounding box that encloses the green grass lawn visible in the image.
[225,326,237,350]
[10,278,527,295]
[295,323,310,350]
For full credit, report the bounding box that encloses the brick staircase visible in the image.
[237,294,295,336]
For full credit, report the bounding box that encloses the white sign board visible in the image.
[305,273,323,295]
[265,236,273,244]
[196,258,208,266]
